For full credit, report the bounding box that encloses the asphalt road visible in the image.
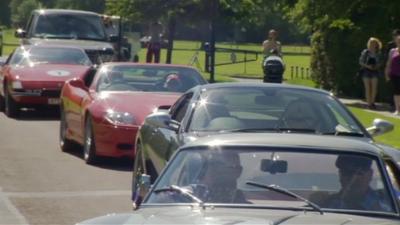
[0,109,132,224]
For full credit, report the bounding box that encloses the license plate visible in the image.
[48,98,60,105]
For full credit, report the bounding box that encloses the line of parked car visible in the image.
[1,8,400,225]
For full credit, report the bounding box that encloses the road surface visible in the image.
[0,109,132,224]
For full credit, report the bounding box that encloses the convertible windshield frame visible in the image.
[185,86,369,137]
[143,145,400,217]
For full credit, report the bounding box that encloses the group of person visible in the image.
[359,30,400,115]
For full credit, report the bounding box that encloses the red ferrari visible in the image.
[0,45,92,117]
[59,63,207,164]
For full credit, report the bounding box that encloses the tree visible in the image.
[283,0,400,100]
[10,0,39,26]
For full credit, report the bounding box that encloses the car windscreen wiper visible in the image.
[246,181,324,215]
[224,128,316,133]
[322,131,365,137]
[154,185,204,206]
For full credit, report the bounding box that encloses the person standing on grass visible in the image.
[146,22,163,63]
[262,29,282,58]
[359,37,383,110]
[385,35,400,116]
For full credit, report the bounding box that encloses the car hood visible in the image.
[77,206,399,225]
[25,38,114,51]
[94,91,181,125]
[11,64,90,81]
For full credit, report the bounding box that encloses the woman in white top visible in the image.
[262,29,282,57]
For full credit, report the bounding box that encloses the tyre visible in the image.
[59,109,76,152]
[4,84,19,118]
[83,116,98,164]
[0,95,4,112]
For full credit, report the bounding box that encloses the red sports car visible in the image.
[0,45,92,117]
[59,63,207,164]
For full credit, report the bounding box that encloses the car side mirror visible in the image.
[15,28,26,38]
[261,159,288,174]
[109,34,119,42]
[69,78,88,91]
[146,113,180,132]
[367,118,394,137]
[132,173,151,210]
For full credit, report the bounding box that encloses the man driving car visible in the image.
[321,155,392,211]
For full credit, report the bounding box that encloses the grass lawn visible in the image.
[349,107,400,148]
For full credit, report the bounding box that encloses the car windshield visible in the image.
[33,14,107,41]
[12,47,92,66]
[96,65,206,93]
[147,147,396,214]
[189,87,364,135]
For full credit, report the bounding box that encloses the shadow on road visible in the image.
[15,107,60,121]
[64,147,133,172]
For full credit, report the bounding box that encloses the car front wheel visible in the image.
[59,109,76,152]
[83,116,98,164]
[4,84,19,118]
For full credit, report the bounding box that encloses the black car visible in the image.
[82,133,400,224]
[135,83,398,183]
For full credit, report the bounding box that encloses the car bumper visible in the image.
[94,123,138,159]
[11,89,61,105]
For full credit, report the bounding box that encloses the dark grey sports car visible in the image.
[79,134,400,224]
[135,83,397,182]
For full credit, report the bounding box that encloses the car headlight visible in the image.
[105,110,135,125]
[11,81,23,89]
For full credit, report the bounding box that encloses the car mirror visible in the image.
[261,159,288,174]
[14,28,26,38]
[132,173,151,210]
[109,34,119,42]
[146,113,180,132]
[367,118,394,137]
[158,105,171,111]
[69,79,88,91]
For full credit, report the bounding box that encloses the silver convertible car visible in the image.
[135,83,398,183]
[78,134,400,224]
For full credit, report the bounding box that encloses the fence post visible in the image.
[295,66,299,78]
[306,68,310,79]
[0,31,3,56]
[291,66,294,79]
[301,67,304,79]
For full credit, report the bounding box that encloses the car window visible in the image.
[17,47,92,66]
[96,65,205,93]
[189,87,363,134]
[33,14,107,41]
[147,148,396,214]
[171,93,193,122]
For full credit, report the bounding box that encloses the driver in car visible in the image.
[163,74,183,92]
[321,155,392,211]
[189,151,248,204]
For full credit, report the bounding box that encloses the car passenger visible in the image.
[322,155,392,211]
[163,74,183,92]
[279,98,321,131]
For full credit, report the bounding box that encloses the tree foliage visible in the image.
[284,0,400,99]
[10,0,39,26]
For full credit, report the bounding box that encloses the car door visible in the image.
[63,69,96,142]
[147,92,194,173]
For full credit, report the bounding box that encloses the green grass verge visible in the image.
[2,29,312,85]
[349,107,400,148]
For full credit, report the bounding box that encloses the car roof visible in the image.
[196,82,332,96]
[19,44,86,52]
[101,62,199,70]
[33,9,100,16]
[182,133,384,156]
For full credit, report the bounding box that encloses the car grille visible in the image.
[41,90,61,97]
[85,49,115,64]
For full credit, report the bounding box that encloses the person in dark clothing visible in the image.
[146,22,163,63]
[384,29,400,110]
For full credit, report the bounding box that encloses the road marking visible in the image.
[0,187,29,224]
[5,190,131,198]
